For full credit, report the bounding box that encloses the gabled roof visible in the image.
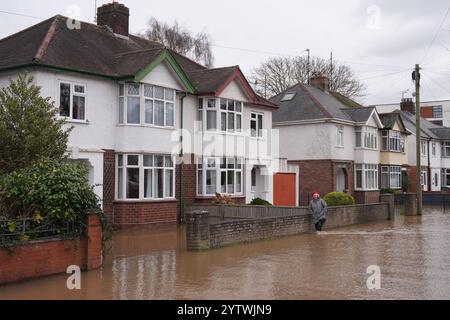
[393,110,441,139]
[379,112,409,134]
[0,14,275,108]
[271,83,377,124]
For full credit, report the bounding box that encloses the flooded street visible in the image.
[1,206,450,300]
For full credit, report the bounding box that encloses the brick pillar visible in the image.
[103,150,115,223]
[380,193,395,218]
[86,213,103,270]
[404,193,418,216]
[185,210,210,251]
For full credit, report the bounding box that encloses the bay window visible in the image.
[381,166,402,189]
[355,164,379,190]
[355,126,378,149]
[59,81,86,121]
[198,157,243,196]
[381,130,404,152]
[118,83,175,127]
[198,98,243,133]
[116,154,175,200]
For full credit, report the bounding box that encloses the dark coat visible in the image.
[309,198,327,224]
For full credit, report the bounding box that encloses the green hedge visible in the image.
[323,192,355,207]
[0,160,101,233]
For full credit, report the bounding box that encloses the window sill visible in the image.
[114,198,177,203]
[61,118,89,125]
[116,124,176,130]
[354,147,378,151]
[198,130,245,137]
[195,195,245,199]
[335,145,345,149]
[354,189,380,192]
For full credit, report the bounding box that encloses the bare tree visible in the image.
[250,56,366,100]
[142,18,214,68]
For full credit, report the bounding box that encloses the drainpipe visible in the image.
[179,92,187,224]
[427,139,431,191]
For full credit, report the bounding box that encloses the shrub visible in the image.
[249,198,272,206]
[0,74,72,174]
[323,192,355,207]
[380,188,395,194]
[211,193,236,205]
[0,160,100,224]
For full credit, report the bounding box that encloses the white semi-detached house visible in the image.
[0,2,288,226]
[270,75,384,205]
[378,99,448,193]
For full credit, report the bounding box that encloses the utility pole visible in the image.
[414,64,423,215]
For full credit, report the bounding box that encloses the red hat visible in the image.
[312,191,320,197]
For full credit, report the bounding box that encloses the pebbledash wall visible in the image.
[0,214,103,286]
[186,194,394,250]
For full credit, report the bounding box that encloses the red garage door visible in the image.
[274,173,296,207]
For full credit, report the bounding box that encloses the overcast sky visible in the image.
[1,0,449,105]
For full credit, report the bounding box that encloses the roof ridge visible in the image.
[34,15,61,62]
[188,65,237,74]
[298,83,333,118]
[167,48,208,70]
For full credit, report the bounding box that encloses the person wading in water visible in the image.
[309,191,327,233]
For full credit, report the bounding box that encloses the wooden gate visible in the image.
[273,173,296,207]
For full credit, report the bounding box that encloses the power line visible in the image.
[0,10,45,20]
[420,7,450,64]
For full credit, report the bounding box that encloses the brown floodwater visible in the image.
[1,206,450,300]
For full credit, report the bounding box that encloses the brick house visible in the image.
[0,2,283,226]
[271,75,384,205]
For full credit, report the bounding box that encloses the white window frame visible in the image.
[251,112,264,138]
[197,157,244,196]
[381,166,402,189]
[432,142,436,157]
[355,164,379,191]
[355,126,378,150]
[442,169,450,187]
[58,80,87,122]
[421,170,428,187]
[198,97,243,134]
[421,140,428,157]
[116,154,175,201]
[442,142,450,157]
[118,83,176,128]
[336,125,344,147]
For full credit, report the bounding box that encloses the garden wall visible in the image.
[0,214,102,286]
[186,195,393,250]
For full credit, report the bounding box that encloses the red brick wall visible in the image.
[420,106,433,119]
[406,166,428,193]
[0,214,102,286]
[289,160,354,206]
[102,149,115,222]
[113,201,178,226]
[354,191,380,204]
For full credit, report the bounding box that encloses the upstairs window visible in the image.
[118,83,175,127]
[355,126,378,149]
[251,112,264,138]
[59,81,86,121]
[198,98,243,133]
[421,140,427,156]
[432,105,443,119]
[443,142,450,157]
[381,130,404,152]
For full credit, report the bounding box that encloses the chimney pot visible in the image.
[97,2,130,37]
[400,98,415,114]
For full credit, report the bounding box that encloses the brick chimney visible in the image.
[400,98,415,114]
[97,2,130,37]
[310,74,330,92]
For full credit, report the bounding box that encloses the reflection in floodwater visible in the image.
[1,207,450,300]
